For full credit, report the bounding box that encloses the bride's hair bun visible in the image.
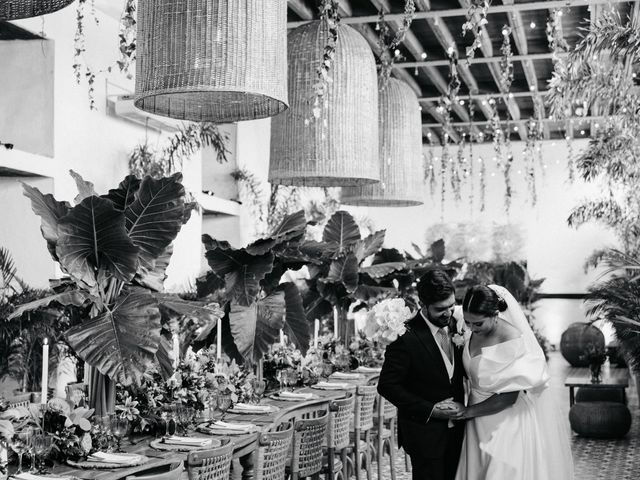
[496,296,508,312]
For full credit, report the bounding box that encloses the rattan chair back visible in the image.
[354,385,377,431]
[291,409,329,478]
[125,462,183,480]
[328,393,355,449]
[256,422,294,480]
[186,440,233,480]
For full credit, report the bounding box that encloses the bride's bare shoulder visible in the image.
[497,318,522,341]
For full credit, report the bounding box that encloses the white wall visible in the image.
[0,7,204,291]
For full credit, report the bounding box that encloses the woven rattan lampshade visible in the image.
[269,21,379,187]
[0,0,74,20]
[341,78,424,206]
[134,0,288,123]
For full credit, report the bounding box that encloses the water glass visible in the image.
[32,434,53,473]
[251,379,266,403]
[216,393,233,420]
[110,417,129,453]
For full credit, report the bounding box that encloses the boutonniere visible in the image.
[450,305,469,348]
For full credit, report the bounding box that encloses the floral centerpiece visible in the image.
[0,396,13,480]
[348,331,385,368]
[364,298,413,345]
[579,344,607,384]
[263,342,320,391]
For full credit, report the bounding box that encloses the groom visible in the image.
[378,269,466,480]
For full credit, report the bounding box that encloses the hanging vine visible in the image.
[523,120,538,206]
[479,155,486,212]
[499,25,514,91]
[467,95,475,209]
[116,0,137,77]
[309,0,340,121]
[462,0,491,60]
[375,2,416,87]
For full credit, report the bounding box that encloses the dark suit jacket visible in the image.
[377,313,465,459]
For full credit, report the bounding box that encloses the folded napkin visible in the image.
[209,421,258,432]
[330,372,363,380]
[14,474,71,480]
[163,435,213,447]
[314,381,351,390]
[354,366,382,373]
[87,452,143,465]
[277,391,315,400]
[231,403,272,413]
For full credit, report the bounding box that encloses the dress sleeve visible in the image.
[476,337,550,394]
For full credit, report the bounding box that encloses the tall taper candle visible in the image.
[216,319,222,360]
[314,319,319,348]
[41,338,49,404]
[279,329,285,344]
[172,333,179,369]
[333,306,339,339]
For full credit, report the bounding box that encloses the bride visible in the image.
[452,284,574,480]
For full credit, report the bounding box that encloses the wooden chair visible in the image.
[372,394,398,480]
[288,409,329,480]
[125,462,183,480]
[349,385,377,480]
[186,440,234,480]
[323,393,354,480]
[256,422,294,480]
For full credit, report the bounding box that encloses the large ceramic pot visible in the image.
[560,323,605,367]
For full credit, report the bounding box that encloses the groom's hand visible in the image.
[432,399,466,419]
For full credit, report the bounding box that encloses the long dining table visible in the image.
[48,372,380,480]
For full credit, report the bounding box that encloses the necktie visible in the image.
[437,328,452,363]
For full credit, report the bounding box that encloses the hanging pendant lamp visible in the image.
[134,0,288,123]
[341,77,424,206]
[0,0,75,20]
[269,21,379,187]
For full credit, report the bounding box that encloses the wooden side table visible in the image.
[564,367,629,406]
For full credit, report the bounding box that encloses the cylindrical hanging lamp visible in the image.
[134,0,288,123]
[0,0,75,20]
[341,78,424,206]
[269,21,379,187]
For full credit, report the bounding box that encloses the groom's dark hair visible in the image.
[417,269,455,306]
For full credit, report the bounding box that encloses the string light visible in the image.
[421,52,427,59]
[394,49,401,57]
[529,21,536,29]
[459,99,465,105]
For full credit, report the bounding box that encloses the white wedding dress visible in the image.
[455,285,574,480]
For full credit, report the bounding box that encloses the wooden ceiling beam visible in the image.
[288,0,631,27]
[419,90,550,102]
[422,115,606,129]
[287,0,315,19]
[394,51,564,68]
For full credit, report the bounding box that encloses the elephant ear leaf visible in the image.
[228,292,285,365]
[56,196,139,288]
[103,175,141,212]
[323,211,361,256]
[65,290,161,386]
[69,170,98,205]
[125,174,186,276]
[22,183,71,261]
[353,230,385,262]
[246,210,308,255]
[281,283,310,355]
[326,253,359,293]
[134,245,173,292]
[203,237,273,306]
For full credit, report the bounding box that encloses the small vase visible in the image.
[590,362,603,384]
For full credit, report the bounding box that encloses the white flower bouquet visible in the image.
[364,298,413,344]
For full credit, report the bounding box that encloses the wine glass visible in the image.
[110,416,129,453]
[251,379,266,403]
[207,391,218,421]
[32,434,53,473]
[10,430,32,473]
[276,370,284,393]
[216,393,233,420]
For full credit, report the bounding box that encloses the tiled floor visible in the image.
[374,352,639,480]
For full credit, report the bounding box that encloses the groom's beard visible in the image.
[423,308,451,328]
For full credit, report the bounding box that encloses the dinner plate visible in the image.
[67,453,149,469]
[150,437,221,452]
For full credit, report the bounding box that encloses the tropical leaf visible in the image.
[430,239,446,263]
[411,242,425,258]
[56,196,139,288]
[352,284,397,303]
[154,293,224,341]
[281,283,310,355]
[0,247,17,295]
[65,290,161,385]
[134,245,173,292]
[360,262,406,279]
[322,211,361,255]
[69,170,97,205]
[302,288,332,322]
[125,174,186,275]
[228,292,286,364]
[353,230,386,262]
[246,210,308,255]
[203,237,274,306]
[326,254,359,293]
[22,183,71,261]
[196,271,225,298]
[103,175,141,212]
[8,290,96,320]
